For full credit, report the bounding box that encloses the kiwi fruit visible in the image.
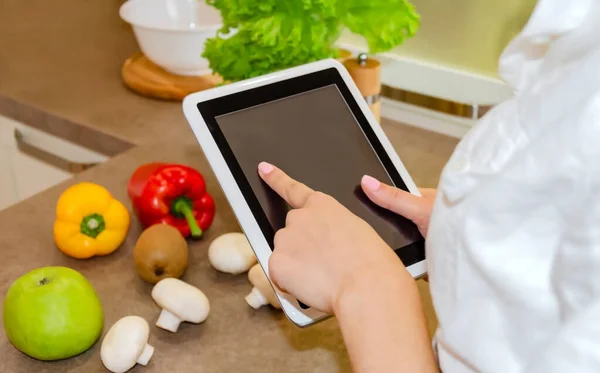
[134,224,189,284]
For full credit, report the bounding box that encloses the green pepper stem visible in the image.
[172,198,203,238]
[80,213,106,238]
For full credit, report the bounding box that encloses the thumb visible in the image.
[267,250,290,294]
[360,175,428,222]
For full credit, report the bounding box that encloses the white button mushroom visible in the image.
[245,263,281,310]
[208,232,257,275]
[100,316,154,373]
[151,277,210,332]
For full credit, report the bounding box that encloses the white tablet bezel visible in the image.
[182,58,427,328]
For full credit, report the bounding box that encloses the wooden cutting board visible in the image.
[121,52,223,101]
[122,49,358,102]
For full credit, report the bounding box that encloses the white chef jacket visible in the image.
[427,0,600,372]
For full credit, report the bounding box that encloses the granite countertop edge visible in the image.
[0,92,135,157]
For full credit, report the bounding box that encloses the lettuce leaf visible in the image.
[342,0,420,53]
[203,0,420,82]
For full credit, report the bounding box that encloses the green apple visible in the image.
[3,266,104,361]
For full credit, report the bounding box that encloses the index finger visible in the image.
[258,162,314,208]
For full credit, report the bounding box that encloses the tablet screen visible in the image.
[214,84,423,257]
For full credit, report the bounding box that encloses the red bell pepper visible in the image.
[128,162,215,238]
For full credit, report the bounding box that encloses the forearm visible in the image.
[335,268,438,373]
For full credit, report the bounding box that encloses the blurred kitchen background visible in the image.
[0,0,537,209]
[338,0,537,137]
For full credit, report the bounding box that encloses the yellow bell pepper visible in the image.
[53,182,130,259]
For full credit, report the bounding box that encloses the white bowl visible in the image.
[120,0,223,76]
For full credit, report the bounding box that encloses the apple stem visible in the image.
[39,277,49,285]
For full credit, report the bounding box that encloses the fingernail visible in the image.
[361,175,381,191]
[258,162,274,175]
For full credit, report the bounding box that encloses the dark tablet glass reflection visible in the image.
[215,85,422,251]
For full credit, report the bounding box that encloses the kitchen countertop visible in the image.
[0,0,460,370]
[0,138,352,373]
[0,132,456,372]
[0,0,190,156]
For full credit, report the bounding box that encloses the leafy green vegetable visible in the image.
[342,0,420,53]
[203,0,420,82]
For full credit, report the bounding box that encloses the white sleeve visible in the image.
[526,102,600,372]
[524,301,600,372]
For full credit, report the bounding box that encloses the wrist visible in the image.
[329,246,438,373]
[333,259,416,317]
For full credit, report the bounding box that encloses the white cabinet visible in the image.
[0,145,19,210]
[0,114,109,210]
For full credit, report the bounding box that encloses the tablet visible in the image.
[182,58,426,328]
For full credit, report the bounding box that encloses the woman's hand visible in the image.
[360,175,436,237]
[258,162,409,314]
[258,162,438,373]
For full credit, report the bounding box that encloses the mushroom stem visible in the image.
[137,344,155,366]
[245,286,269,309]
[156,308,182,332]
